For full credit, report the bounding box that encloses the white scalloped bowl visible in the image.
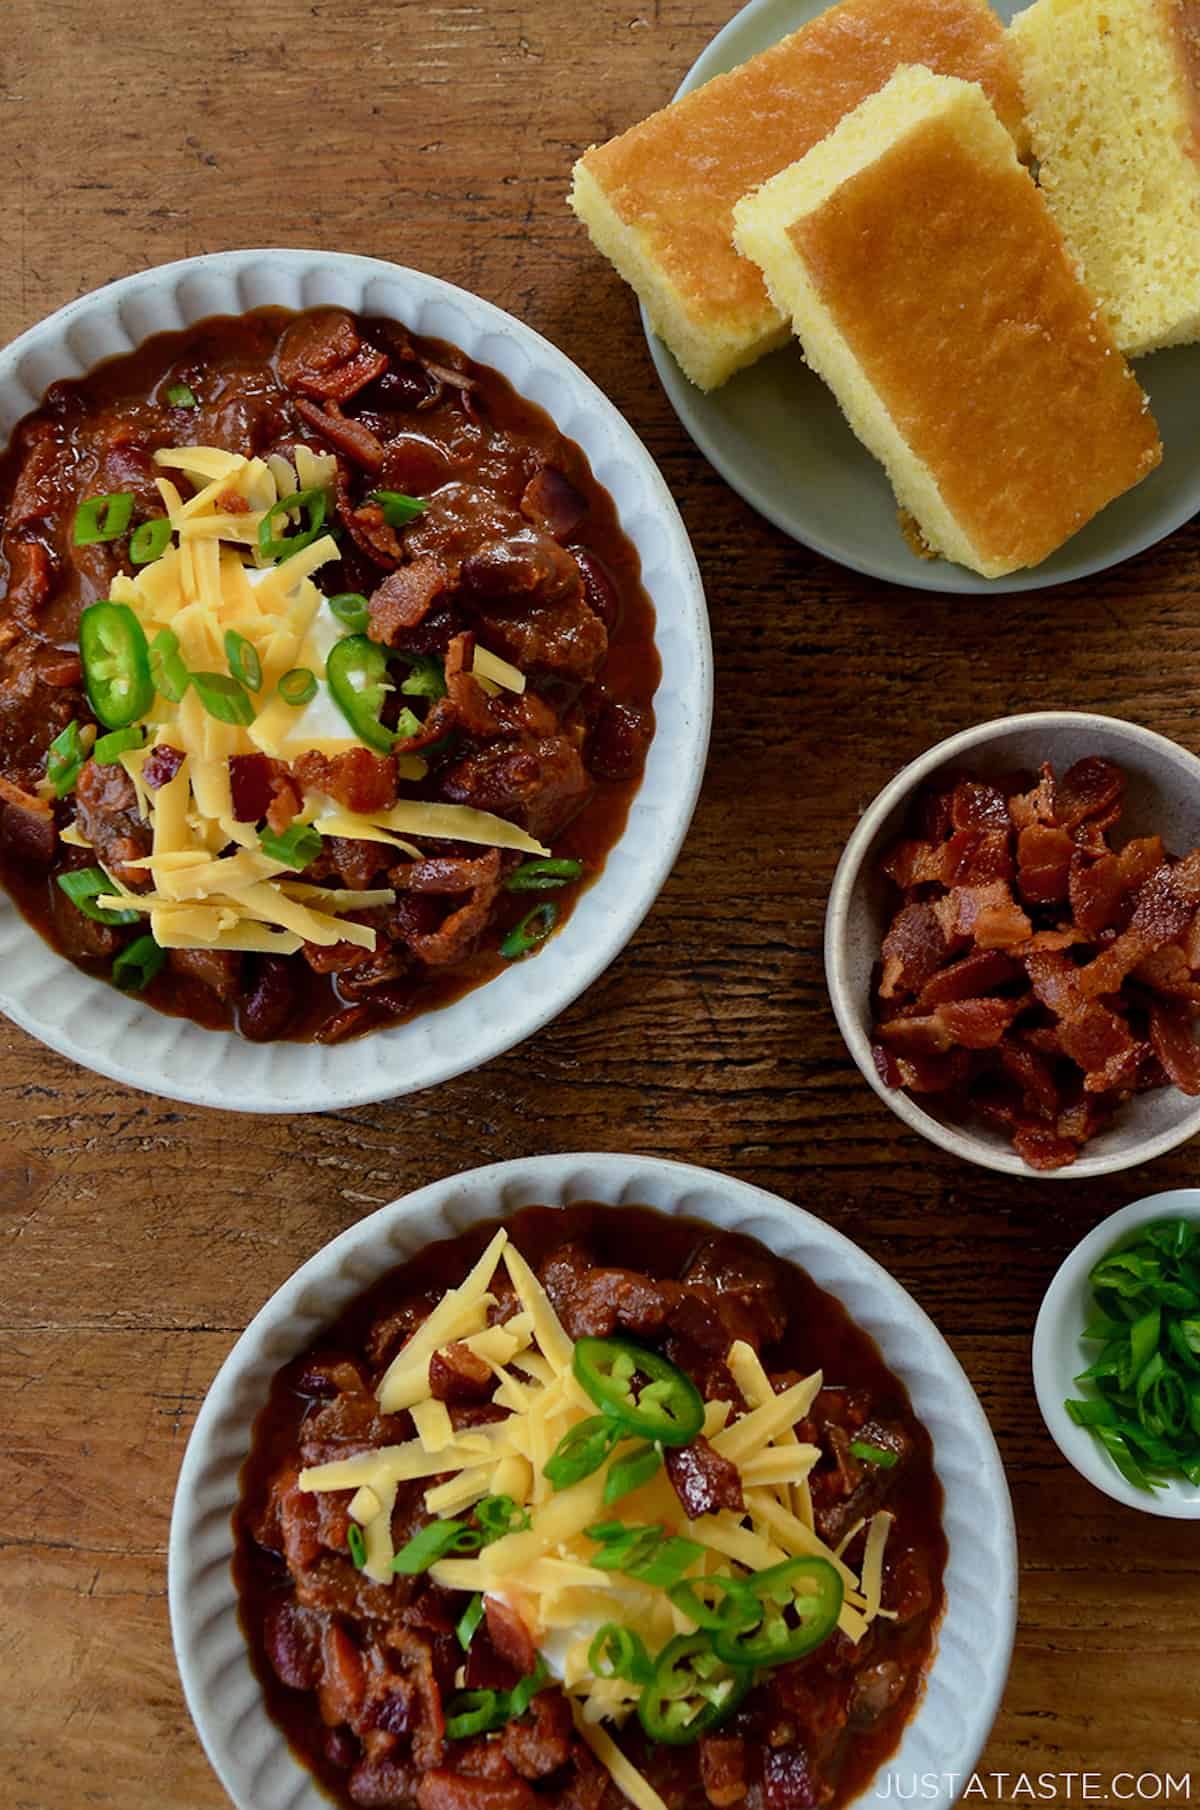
[0,252,710,1110]
[168,1153,1017,1810]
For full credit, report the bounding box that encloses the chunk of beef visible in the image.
[501,1690,573,1780]
[0,775,56,865]
[540,1242,676,1340]
[417,1775,535,1810]
[666,1435,745,1518]
[440,736,591,843]
[7,427,65,528]
[278,309,390,403]
[166,948,243,1002]
[50,871,122,959]
[680,1237,787,1348]
[6,539,54,624]
[349,1757,417,1806]
[73,758,151,890]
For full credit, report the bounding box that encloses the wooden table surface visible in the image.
[2,3,1198,1806]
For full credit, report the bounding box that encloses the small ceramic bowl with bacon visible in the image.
[825,711,1200,1179]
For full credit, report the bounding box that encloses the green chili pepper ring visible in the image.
[637,1633,752,1746]
[574,1335,705,1447]
[709,1555,843,1669]
[79,601,154,729]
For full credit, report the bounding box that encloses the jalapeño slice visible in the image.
[573,1335,704,1448]
[709,1556,843,1669]
[79,601,154,729]
[636,1633,751,1746]
[326,635,396,754]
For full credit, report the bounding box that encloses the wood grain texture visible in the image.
[2,1,1198,1806]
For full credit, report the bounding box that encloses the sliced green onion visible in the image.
[93,726,144,765]
[586,1522,703,1590]
[191,671,255,727]
[111,933,165,993]
[259,823,323,871]
[391,1517,483,1575]
[56,868,140,927]
[225,629,263,692]
[500,902,558,961]
[849,1440,899,1469]
[475,1495,531,1541]
[456,1592,486,1651]
[259,486,327,563]
[544,1415,621,1491]
[129,516,173,566]
[166,382,198,407]
[46,720,89,798]
[588,1624,653,1685]
[74,493,133,545]
[603,1442,662,1506]
[1066,1216,1200,1492]
[278,667,318,707]
[150,628,191,703]
[508,1657,548,1719]
[328,591,370,633]
[394,706,422,741]
[398,653,447,700]
[445,1690,509,1740]
[370,488,427,528]
[506,857,583,893]
[347,1524,367,1569]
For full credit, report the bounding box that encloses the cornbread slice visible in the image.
[569,0,1027,391]
[731,65,1161,580]
[1009,0,1200,355]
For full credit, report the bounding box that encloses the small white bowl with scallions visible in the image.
[1033,1188,1200,1518]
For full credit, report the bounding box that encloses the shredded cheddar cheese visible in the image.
[296,1227,903,1810]
[71,443,541,957]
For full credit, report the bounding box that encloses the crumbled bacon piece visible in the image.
[142,743,185,790]
[293,748,398,814]
[871,757,1200,1169]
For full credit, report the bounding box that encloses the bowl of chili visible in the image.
[1033,1188,1200,1518]
[168,1152,1017,1810]
[0,250,710,1108]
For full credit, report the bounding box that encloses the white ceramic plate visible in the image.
[168,1152,1017,1810]
[825,711,1200,1178]
[642,0,1200,593]
[1033,1188,1200,1519]
[0,250,711,1110]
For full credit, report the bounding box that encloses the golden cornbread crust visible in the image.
[570,0,1026,389]
[734,68,1161,577]
[1010,0,1200,355]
